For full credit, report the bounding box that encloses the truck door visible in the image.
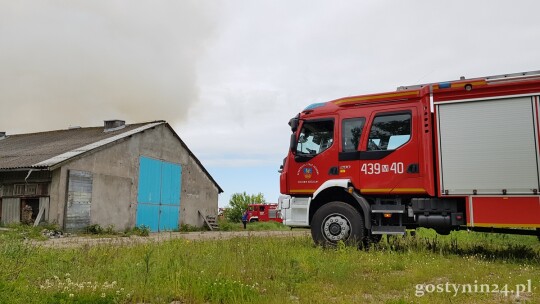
[259,205,266,221]
[336,117,366,185]
[288,117,337,195]
[356,107,424,195]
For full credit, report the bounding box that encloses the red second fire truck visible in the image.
[247,204,283,223]
[278,70,540,245]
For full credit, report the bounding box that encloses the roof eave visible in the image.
[0,166,50,172]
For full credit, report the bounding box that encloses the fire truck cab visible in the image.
[278,70,540,245]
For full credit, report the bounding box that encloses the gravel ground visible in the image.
[27,229,311,248]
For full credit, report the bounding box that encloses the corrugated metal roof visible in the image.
[0,122,162,169]
[0,120,223,193]
[34,122,163,167]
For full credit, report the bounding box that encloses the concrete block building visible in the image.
[0,120,222,232]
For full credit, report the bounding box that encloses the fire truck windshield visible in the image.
[296,120,334,156]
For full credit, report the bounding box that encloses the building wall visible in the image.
[47,124,219,231]
[181,155,219,227]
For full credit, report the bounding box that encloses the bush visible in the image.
[85,224,104,235]
[104,225,116,234]
[179,224,203,232]
[131,225,150,237]
[85,224,119,235]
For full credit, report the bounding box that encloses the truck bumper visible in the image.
[278,195,310,227]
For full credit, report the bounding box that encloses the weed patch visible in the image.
[179,223,205,232]
[375,229,540,264]
[38,274,131,303]
[0,223,48,241]
[129,225,150,237]
[0,229,538,303]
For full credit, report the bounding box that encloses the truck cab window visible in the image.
[367,113,411,151]
[296,120,334,156]
[342,118,365,152]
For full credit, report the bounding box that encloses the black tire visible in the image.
[249,219,258,223]
[537,228,540,242]
[435,229,451,236]
[311,201,365,247]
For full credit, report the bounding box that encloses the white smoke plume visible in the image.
[0,1,219,134]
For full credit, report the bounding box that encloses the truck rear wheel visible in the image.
[311,201,365,247]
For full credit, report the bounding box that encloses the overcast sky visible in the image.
[1,1,539,206]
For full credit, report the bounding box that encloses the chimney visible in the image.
[104,120,126,132]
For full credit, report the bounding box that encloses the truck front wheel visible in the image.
[311,201,365,247]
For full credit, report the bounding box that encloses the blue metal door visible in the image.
[136,156,182,232]
[159,162,181,231]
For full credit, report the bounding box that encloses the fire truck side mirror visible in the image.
[289,115,299,132]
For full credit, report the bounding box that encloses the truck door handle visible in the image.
[328,167,339,175]
[407,163,419,173]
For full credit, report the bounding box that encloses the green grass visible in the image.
[0,228,539,303]
[0,223,55,241]
[218,219,291,231]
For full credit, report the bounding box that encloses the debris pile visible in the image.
[42,229,67,239]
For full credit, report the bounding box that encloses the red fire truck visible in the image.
[247,204,283,223]
[278,70,540,245]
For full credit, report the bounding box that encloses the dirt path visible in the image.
[27,229,311,248]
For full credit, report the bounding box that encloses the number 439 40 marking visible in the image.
[361,162,404,175]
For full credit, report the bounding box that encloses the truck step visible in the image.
[371,226,406,235]
[371,205,405,214]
